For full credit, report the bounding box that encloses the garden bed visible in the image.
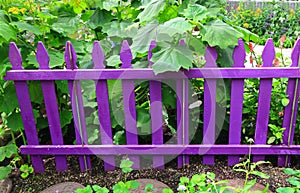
[10,155,300,192]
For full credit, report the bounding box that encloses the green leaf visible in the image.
[281,98,290,107]
[183,4,208,21]
[107,55,121,67]
[276,187,295,193]
[188,36,206,55]
[216,46,234,67]
[0,83,19,113]
[201,19,243,49]
[162,188,174,193]
[102,0,120,11]
[180,177,190,184]
[137,0,166,22]
[284,168,299,176]
[28,81,43,104]
[159,17,193,36]
[244,179,256,192]
[0,20,16,41]
[287,178,300,187]
[234,26,259,43]
[0,166,12,180]
[60,110,73,128]
[87,8,113,29]
[87,125,100,144]
[251,171,270,179]
[151,42,193,74]
[11,22,42,35]
[48,50,65,68]
[129,180,140,190]
[102,21,138,38]
[131,21,172,54]
[6,112,23,132]
[120,159,134,169]
[158,5,178,23]
[267,136,276,144]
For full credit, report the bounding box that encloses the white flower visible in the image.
[177,185,187,191]
[279,17,285,23]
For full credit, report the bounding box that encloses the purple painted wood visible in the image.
[148,40,164,169]
[228,39,246,166]
[278,39,300,166]
[203,46,218,165]
[20,144,300,155]
[120,40,140,169]
[9,43,44,173]
[253,39,275,162]
[92,41,115,170]
[177,40,190,167]
[37,42,68,172]
[65,41,91,171]
[6,68,300,81]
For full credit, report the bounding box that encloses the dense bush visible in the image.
[227,1,300,48]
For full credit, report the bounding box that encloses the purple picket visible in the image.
[253,39,275,162]
[65,41,91,171]
[148,40,164,169]
[92,41,115,170]
[37,42,68,172]
[228,39,246,166]
[203,46,218,165]
[278,39,300,166]
[176,40,189,167]
[9,43,44,173]
[120,40,140,169]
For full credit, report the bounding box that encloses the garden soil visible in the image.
[10,155,300,193]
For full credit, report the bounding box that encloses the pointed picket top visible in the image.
[179,39,186,46]
[148,40,157,67]
[205,46,218,67]
[92,41,105,69]
[37,42,50,70]
[262,38,275,67]
[64,41,78,70]
[233,39,246,67]
[9,42,23,70]
[120,40,133,68]
[290,39,300,67]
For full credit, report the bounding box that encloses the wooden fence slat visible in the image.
[253,39,275,162]
[278,39,300,166]
[120,40,140,169]
[37,42,68,172]
[65,41,91,171]
[9,43,44,173]
[203,46,218,165]
[148,40,164,169]
[92,41,115,170]
[228,39,246,166]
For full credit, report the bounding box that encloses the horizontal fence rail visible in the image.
[4,38,300,173]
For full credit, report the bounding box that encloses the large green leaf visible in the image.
[131,21,172,54]
[159,17,193,36]
[0,166,12,180]
[87,8,113,29]
[151,42,193,74]
[102,21,138,38]
[100,0,120,11]
[6,112,23,132]
[0,85,18,113]
[201,19,243,49]
[11,22,42,35]
[137,0,166,22]
[234,26,259,43]
[0,20,16,42]
[183,4,208,21]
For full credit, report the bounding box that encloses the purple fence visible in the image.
[4,38,300,173]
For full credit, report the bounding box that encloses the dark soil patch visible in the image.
[11,155,300,193]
